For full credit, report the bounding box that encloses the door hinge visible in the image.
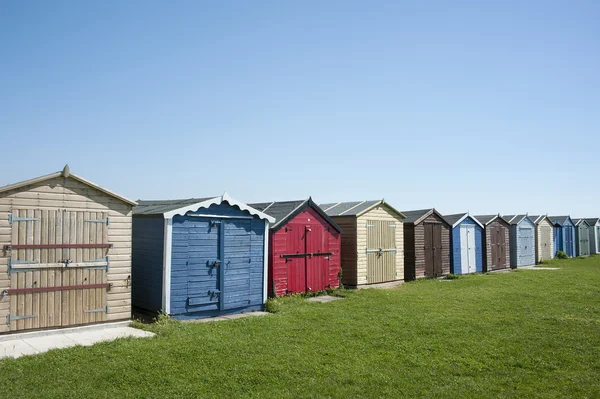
[7,314,37,323]
[85,217,110,225]
[85,306,109,313]
[8,215,40,224]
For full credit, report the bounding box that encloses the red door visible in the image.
[285,225,306,294]
[305,224,329,292]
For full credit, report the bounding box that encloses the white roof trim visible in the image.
[450,214,484,229]
[322,202,341,212]
[0,169,137,206]
[163,192,275,222]
[339,200,367,216]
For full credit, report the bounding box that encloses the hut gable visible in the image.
[443,213,484,275]
[0,166,134,333]
[249,199,341,296]
[502,215,536,267]
[321,200,405,287]
[474,215,511,272]
[529,215,555,263]
[132,194,273,319]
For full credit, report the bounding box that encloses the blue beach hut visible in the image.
[443,213,484,275]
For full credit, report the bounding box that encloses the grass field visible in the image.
[1,256,599,398]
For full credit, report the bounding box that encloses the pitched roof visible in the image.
[401,209,449,225]
[442,213,484,229]
[0,164,137,206]
[585,218,600,226]
[528,215,553,226]
[249,198,342,233]
[133,193,275,222]
[474,214,509,226]
[574,218,590,226]
[502,215,533,225]
[549,216,572,226]
[320,200,405,218]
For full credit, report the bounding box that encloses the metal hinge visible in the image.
[85,217,110,225]
[366,224,374,227]
[8,215,40,224]
[7,314,37,324]
[85,306,109,313]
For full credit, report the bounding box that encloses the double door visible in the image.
[459,225,476,274]
[284,223,331,293]
[489,226,506,270]
[424,222,443,277]
[540,226,553,260]
[366,220,397,283]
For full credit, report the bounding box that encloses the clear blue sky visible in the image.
[1,1,598,216]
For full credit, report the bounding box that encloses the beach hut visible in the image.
[549,216,576,257]
[585,218,600,254]
[574,219,591,257]
[249,199,341,296]
[319,200,405,287]
[502,215,536,267]
[401,209,451,280]
[529,215,555,263]
[474,215,511,272]
[0,165,136,333]
[131,194,274,319]
[443,213,484,275]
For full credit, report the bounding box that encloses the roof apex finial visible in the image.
[62,164,70,178]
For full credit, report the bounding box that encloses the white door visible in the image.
[460,225,476,274]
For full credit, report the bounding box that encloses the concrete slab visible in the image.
[0,322,154,360]
[524,267,560,270]
[356,281,404,290]
[306,295,343,303]
[182,311,270,323]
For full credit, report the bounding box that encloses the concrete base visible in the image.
[353,280,404,290]
[181,311,270,323]
[0,321,154,359]
[306,295,343,303]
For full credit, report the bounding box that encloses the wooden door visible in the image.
[498,227,506,268]
[366,220,397,283]
[285,225,306,294]
[424,223,435,277]
[305,224,328,292]
[223,219,253,310]
[565,227,574,257]
[181,218,220,311]
[580,225,590,255]
[597,227,600,254]
[541,226,553,260]
[459,225,476,274]
[519,227,534,265]
[8,209,110,331]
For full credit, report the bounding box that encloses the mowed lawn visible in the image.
[1,257,600,398]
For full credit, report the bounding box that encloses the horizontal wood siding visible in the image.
[331,216,357,287]
[403,224,416,280]
[0,176,132,333]
[356,205,404,285]
[131,216,164,312]
[450,218,483,275]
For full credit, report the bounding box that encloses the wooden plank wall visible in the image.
[0,176,132,333]
[535,219,555,263]
[482,221,511,272]
[356,205,404,285]
[408,214,450,280]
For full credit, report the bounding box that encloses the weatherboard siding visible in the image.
[482,220,510,272]
[404,213,450,281]
[509,219,536,267]
[535,219,554,263]
[0,176,133,333]
[334,216,358,287]
[131,216,164,313]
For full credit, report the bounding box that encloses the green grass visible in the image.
[2,256,600,398]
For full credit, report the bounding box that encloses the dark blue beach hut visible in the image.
[443,213,484,275]
[503,215,536,267]
[131,193,275,319]
[549,216,576,257]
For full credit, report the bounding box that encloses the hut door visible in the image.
[553,227,562,254]
[580,225,590,255]
[597,227,600,253]
[285,225,306,294]
[184,218,221,311]
[7,209,110,332]
[497,227,506,268]
[222,219,253,310]
[459,225,476,274]
[305,224,329,292]
[366,220,397,283]
[565,227,574,257]
[541,226,553,260]
[519,227,533,264]
[424,222,443,277]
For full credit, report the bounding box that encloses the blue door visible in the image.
[564,227,574,257]
[186,218,222,311]
[553,226,563,254]
[222,219,253,310]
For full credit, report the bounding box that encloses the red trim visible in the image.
[6,244,112,250]
[7,283,110,294]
